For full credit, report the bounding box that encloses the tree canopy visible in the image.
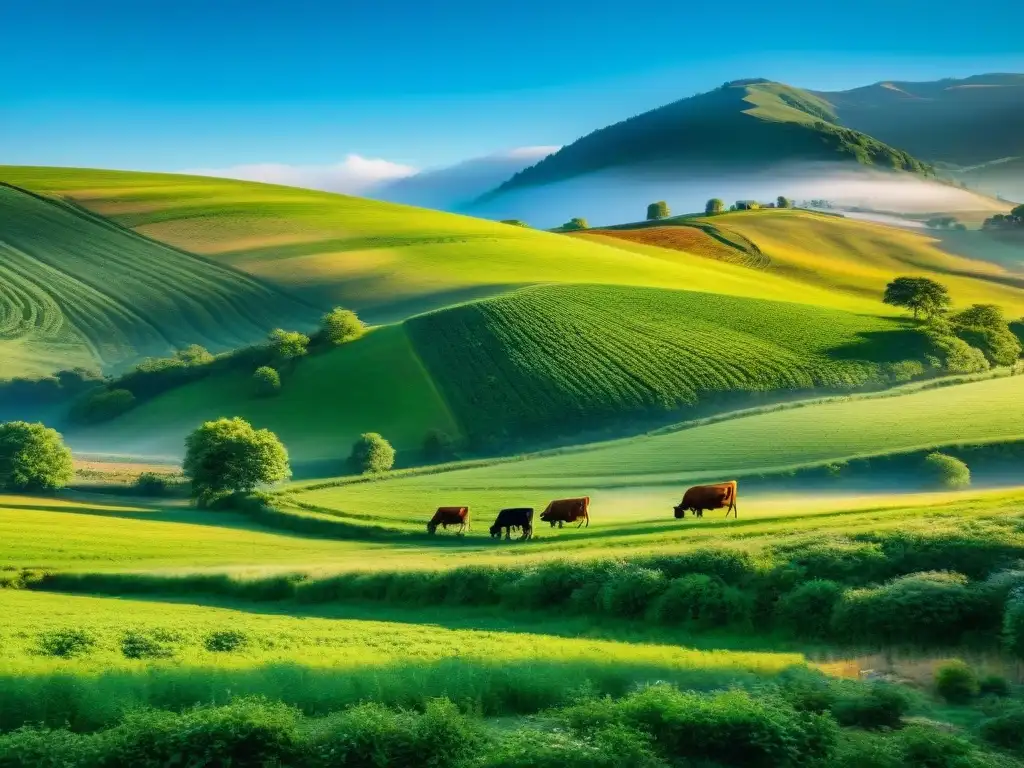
[268,329,309,361]
[349,432,395,474]
[183,417,290,504]
[0,421,74,492]
[705,199,725,215]
[252,366,281,397]
[882,277,951,319]
[646,201,669,220]
[321,308,365,346]
[776,196,792,209]
[562,217,589,231]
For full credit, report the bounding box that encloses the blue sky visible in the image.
[2,0,1022,180]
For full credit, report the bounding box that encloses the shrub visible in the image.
[832,729,903,768]
[924,452,971,489]
[500,219,529,227]
[348,432,395,474]
[599,566,665,618]
[102,698,301,767]
[423,429,455,461]
[0,421,74,492]
[927,333,990,374]
[120,630,175,660]
[133,472,169,496]
[1004,588,1024,658]
[776,579,843,638]
[68,388,137,424]
[268,328,309,361]
[184,417,290,504]
[203,629,249,653]
[559,685,838,768]
[252,365,281,397]
[979,708,1024,754]
[646,201,669,220]
[830,681,910,729]
[650,573,752,628]
[0,726,99,768]
[705,198,725,215]
[562,217,589,231]
[481,724,665,768]
[935,659,979,704]
[831,571,984,645]
[978,675,1010,698]
[321,307,365,345]
[894,724,975,768]
[37,628,96,658]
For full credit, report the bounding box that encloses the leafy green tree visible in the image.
[69,388,136,424]
[1012,204,1024,219]
[776,196,792,209]
[268,329,309,361]
[705,199,725,215]
[562,217,589,231]
[183,417,290,505]
[252,366,281,397]
[924,452,970,490]
[0,421,74,491]
[646,201,669,220]
[349,432,395,474]
[500,219,529,227]
[882,277,951,319]
[952,304,1005,331]
[321,308,365,346]
[951,304,1022,365]
[174,344,214,366]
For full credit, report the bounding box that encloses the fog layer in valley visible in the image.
[462,163,1008,228]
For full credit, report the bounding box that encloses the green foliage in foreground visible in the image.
[183,418,290,503]
[0,684,1013,768]
[0,422,73,491]
[408,284,932,441]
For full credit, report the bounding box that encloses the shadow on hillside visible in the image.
[827,327,931,363]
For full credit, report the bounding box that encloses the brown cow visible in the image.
[673,481,737,519]
[540,497,590,528]
[427,506,470,534]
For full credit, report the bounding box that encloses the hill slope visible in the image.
[488,80,932,196]
[0,183,317,379]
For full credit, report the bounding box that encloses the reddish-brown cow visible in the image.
[427,506,470,534]
[673,481,737,519]
[540,497,590,528]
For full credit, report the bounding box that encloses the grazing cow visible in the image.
[540,497,590,528]
[489,508,534,540]
[673,481,737,519]
[427,506,470,534]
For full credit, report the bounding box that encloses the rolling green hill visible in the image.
[488,80,933,196]
[0,183,318,379]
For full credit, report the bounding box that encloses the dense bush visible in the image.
[132,472,169,496]
[252,365,281,397]
[776,579,843,638]
[830,681,911,729]
[646,201,669,220]
[978,675,1011,698]
[1002,588,1024,658]
[599,566,665,618]
[0,421,74,492]
[68,388,136,424]
[120,630,175,660]
[203,629,249,653]
[934,659,979,703]
[481,724,665,768]
[184,418,290,505]
[268,328,309,362]
[36,629,96,658]
[423,429,456,461]
[649,573,751,628]
[348,432,395,474]
[979,708,1024,754]
[924,452,971,489]
[320,307,365,346]
[559,685,838,768]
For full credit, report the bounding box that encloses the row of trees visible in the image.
[882,277,1023,371]
[704,196,792,215]
[982,205,1024,231]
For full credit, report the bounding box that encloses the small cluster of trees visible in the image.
[882,276,1023,372]
[925,216,966,231]
[703,197,792,215]
[982,205,1024,231]
[646,201,670,220]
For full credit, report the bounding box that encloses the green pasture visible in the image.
[0,183,316,379]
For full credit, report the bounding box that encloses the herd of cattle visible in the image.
[425,481,737,539]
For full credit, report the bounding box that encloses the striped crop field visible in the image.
[407,283,930,441]
[0,183,317,378]
[576,224,764,267]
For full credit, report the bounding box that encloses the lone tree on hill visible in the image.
[776,196,792,209]
[562,217,589,231]
[183,417,290,506]
[647,201,670,220]
[321,307,365,346]
[252,366,281,397]
[349,432,395,474]
[883,276,951,320]
[0,421,74,492]
[705,199,725,215]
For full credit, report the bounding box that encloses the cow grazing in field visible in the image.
[540,497,590,528]
[673,481,737,519]
[427,506,470,534]
[489,508,534,540]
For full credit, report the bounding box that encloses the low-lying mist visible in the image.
[462,163,1008,229]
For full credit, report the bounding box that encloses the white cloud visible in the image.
[496,145,561,160]
[180,154,419,194]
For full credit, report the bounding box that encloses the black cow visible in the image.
[490,507,533,540]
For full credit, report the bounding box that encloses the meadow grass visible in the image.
[0,183,317,379]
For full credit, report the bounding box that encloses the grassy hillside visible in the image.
[0,166,785,322]
[294,374,1024,529]
[0,184,318,379]
[67,324,458,466]
[407,283,930,442]
[489,80,932,196]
